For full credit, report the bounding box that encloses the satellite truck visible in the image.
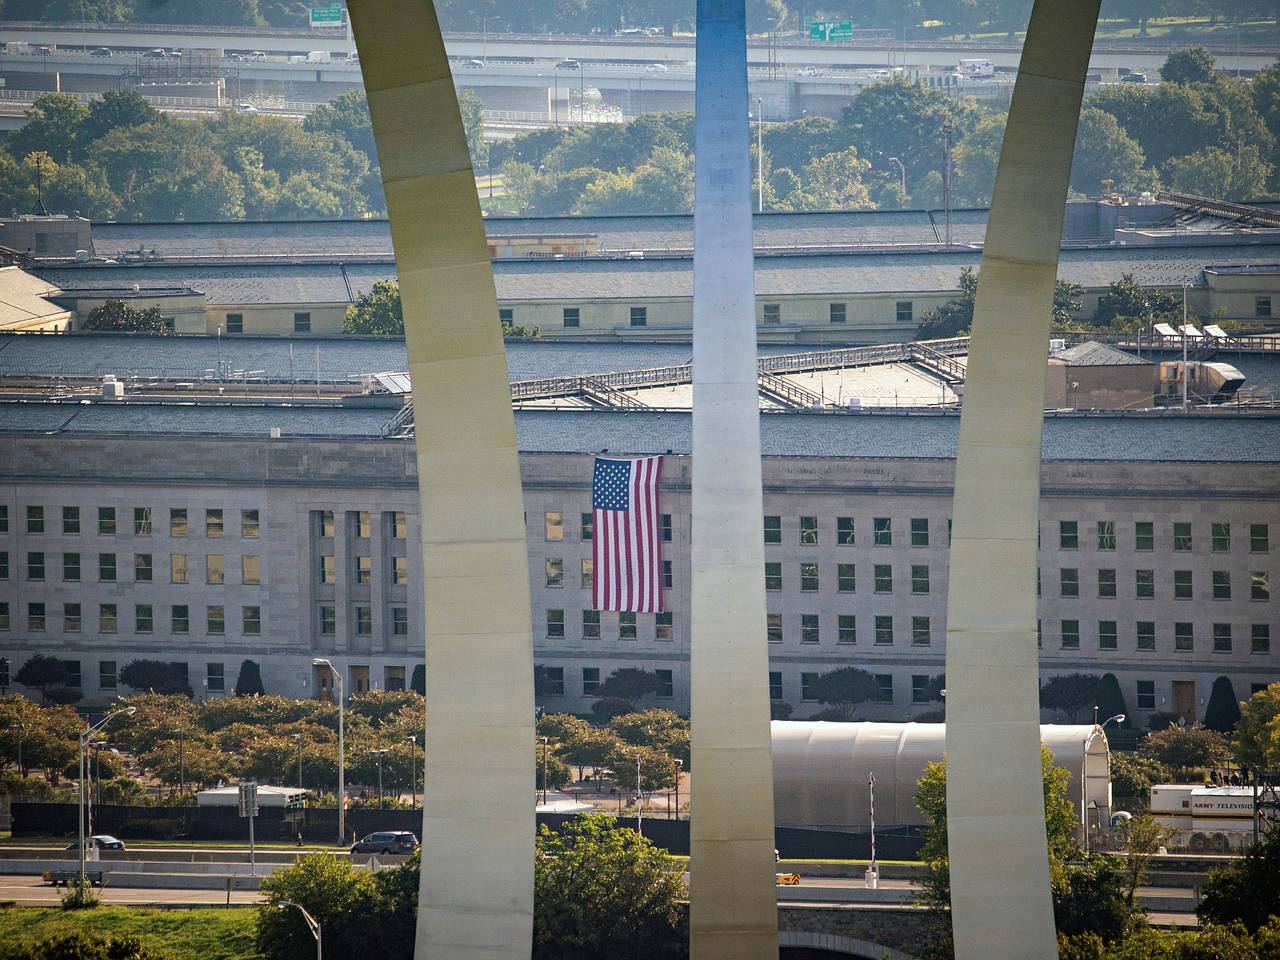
[958,58,995,78]
[1148,784,1258,852]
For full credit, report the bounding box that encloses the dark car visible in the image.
[90,47,112,57]
[350,831,418,855]
[65,835,125,851]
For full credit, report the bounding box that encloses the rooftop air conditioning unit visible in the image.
[270,427,282,439]
[846,397,862,410]
[101,375,124,400]
[1049,338,1066,353]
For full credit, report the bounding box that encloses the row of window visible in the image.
[765,562,932,593]
[542,558,673,590]
[540,512,671,543]
[318,554,410,586]
[513,301,917,330]
[1043,619,1272,654]
[542,609,675,641]
[3,507,260,539]
[4,552,261,585]
[316,604,410,636]
[3,601,262,636]
[540,666,675,698]
[314,510,408,540]
[1041,567,1271,602]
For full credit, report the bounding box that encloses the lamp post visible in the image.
[279,900,322,960]
[1181,283,1190,412]
[674,758,682,821]
[294,733,304,791]
[482,15,502,65]
[538,736,549,805]
[372,747,390,808]
[635,750,643,837]
[312,659,344,845]
[5,723,24,776]
[170,729,186,796]
[406,735,417,808]
[888,156,906,195]
[79,707,135,886]
[755,96,764,213]
[1082,713,1125,853]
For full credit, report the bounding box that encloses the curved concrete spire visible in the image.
[944,2,1101,958]
[689,0,780,956]
[347,3,535,959]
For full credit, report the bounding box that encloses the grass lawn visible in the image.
[0,906,259,960]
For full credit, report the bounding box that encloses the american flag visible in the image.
[592,456,664,613]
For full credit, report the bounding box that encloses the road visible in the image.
[0,875,262,906]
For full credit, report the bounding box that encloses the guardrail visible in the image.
[0,87,321,114]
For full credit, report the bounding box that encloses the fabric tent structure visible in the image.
[772,721,1112,830]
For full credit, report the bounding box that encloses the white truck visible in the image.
[306,50,332,63]
[958,58,995,78]
[1149,784,1257,852]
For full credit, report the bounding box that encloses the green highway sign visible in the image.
[310,5,343,25]
[809,20,853,41]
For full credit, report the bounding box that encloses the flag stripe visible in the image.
[592,455,664,614]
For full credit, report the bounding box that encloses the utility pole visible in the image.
[295,733,304,791]
[313,659,344,844]
[407,735,417,807]
[756,96,764,213]
[1182,284,1189,412]
[538,736,549,805]
[635,751,643,837]
[372,747,390,808]
[942,119,953,245]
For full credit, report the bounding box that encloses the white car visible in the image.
[644,62,668,73]
[235,102,259,114]
[555,59,580,70]
[796,65,820,77]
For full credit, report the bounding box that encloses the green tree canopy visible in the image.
[1233,682,1280,771]
[1160,46,1218,85]
[1040,673,1103,723]
[1198,827,1280,931]
[119,660,193,697]
[807,666,879,720]
[344,279,405,335]
[81,300,171,335]
[234,659,266,696]
[7,94,89,165]
[1138,724,1230,777]
[1070,107,1152,197]
[1202,676,1242,734]
[1093,273,1181,328]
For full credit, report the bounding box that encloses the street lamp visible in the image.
[674,758,683,821]
[482,15,502,64]
[278,900,322,960]
[1082,713,1125,852]
[79,707,136,886]
[312,659,344,845]
[635,750,643,837]
[888,156,906,195]
[755,96,764,213]
[406,735,417,808]
[371,747,390,808]
[170,729,186,796]
[294,733,304,791]
[538,736,549,806]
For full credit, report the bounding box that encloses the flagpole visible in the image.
[866,772,879,888]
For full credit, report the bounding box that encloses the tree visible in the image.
[1069,107,1152,197]
[1160,47,1218,85]
[597,669,663,708]
[558,727,623,782]
[1040,673,1103,723]
[1053,280,1085,327]
[915,266,977,339]
[1138,724,1230,778]
[1164,144,1272,201]
[1094,674,1129,727]
[139,738,232,790]
[536,746,572,792]
[533,814,684,960]
[77,90,160,155]
[1093,273,1181,328]
[303,89,377,163]
[605,745,678,800]
[590,697,637,723]
[806,667,879,721]
[607,708,690,764]
[782,146,875,211]
[1108,752,1166,801]
[950,115,1005,207]
[7,93,89,165]
[573,146,694,216]
[258,851,378,960]
[1198,827,1280,931]
[1116,814,1171,914]
[118,660,192,697]
[80,300,171,335]
[1232,682,1280,771]
[1203,677,1242,734]
[344,279,404,335]
[457,89,489,170]
[234,660,266,696]
[14,655,66,700]
[409,664,425,696]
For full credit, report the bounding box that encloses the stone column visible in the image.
[944,2,1100,959]
[347,3,535,959]
[689,0,779,956]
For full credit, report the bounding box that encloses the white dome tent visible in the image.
[771,721,1113,831]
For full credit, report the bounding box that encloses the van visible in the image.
[555,59,580,70]
[247,51,267,61]
[306,50,331,63]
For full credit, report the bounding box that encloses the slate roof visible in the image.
[0,400,1275,462]
[1053,341,1151,366]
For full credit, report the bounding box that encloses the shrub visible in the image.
[234,660,265,697]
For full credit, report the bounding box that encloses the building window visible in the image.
[392,556,410,585]
[629,306,647,327]
[1174,622,1193,651]
[318,555,335,584]
[799,516,818,545]
[800,562,819,592]
[874,564,893,594]
[1061,619,1080,649]
[63,661,81,689]
[649,668,672,699]
[582,667,601,697]
[838,615,857,644]
[1098,568,1116,598]
[546,609,565,639]
[26,552,44,581]
[1173,522,1192,552]
[242,555,261,585]
[837,563,856,593]
[0,602,8,631]
[1257,295,1272,318]
[801,673,819,701]
[874,615,893,645]
[1099,620,1117,650]
[0,552,6,580]
[873,517,892,546]
[764,562,782,592]
[545,511,563,541]
[28,602,46,631]
[1059,521,1078,550]
[542,667,565,696]
[1060,568,1079,598]
[1252,571,1271,601]
[656,611,673,641]
[0,505,7,533]
[545,558,564,587]
[355,555,373,585]
[1136,621,1155,651]
[225,313,243,334]
[837,517,855,545]
[1135,521,1154,552]
[912,675,931,704]
[660,514,672,542]
[662,560,672,589]
[241,509,260,538]
[580,558,593,589]
[1210,522,1231,552]
[769,671,783,700]
[63,552,80,582]
[1173,570,1193,600]
[206,554,225,585]
[761,302,782,325]
[27,506,45,534]
[318,510,335,538]
[207,605,225,635]
[829,302,847,324]
[1136,681,1155,710]
[134,507,152,536]
[355,511,371,539]
[767,613,782,643]
[356,606,372,636]
[64,603,82,632]
[619,611,637,640]
[99,661,117,690]
[1250,524,1270,553]
[1212,570,1231,600]
[910,518,929,547]
[580,513,593,541]
[895,301,913,324]
[1213,623,1232,653]
[583,610,601,639]
[1135,569,1154,599]
[170,508,188,537]
[390,511,407,539]
[243,606,262,635]
[763,515,781,544]
[875,674,894,703]
[136,604,153,633]
[318,606,336,635]
[499,308,513,326]
[293,312,311,333]
[562,307,580,328]
[1097,521,1116,551]
[207,662,225,692]
[98,507,116,536]
[912,616,931,646]
[60,506,79,535]
[801,614,820,644]
[1252,624,1271,654]
[99,553,117,582]
[172,605,190,634]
